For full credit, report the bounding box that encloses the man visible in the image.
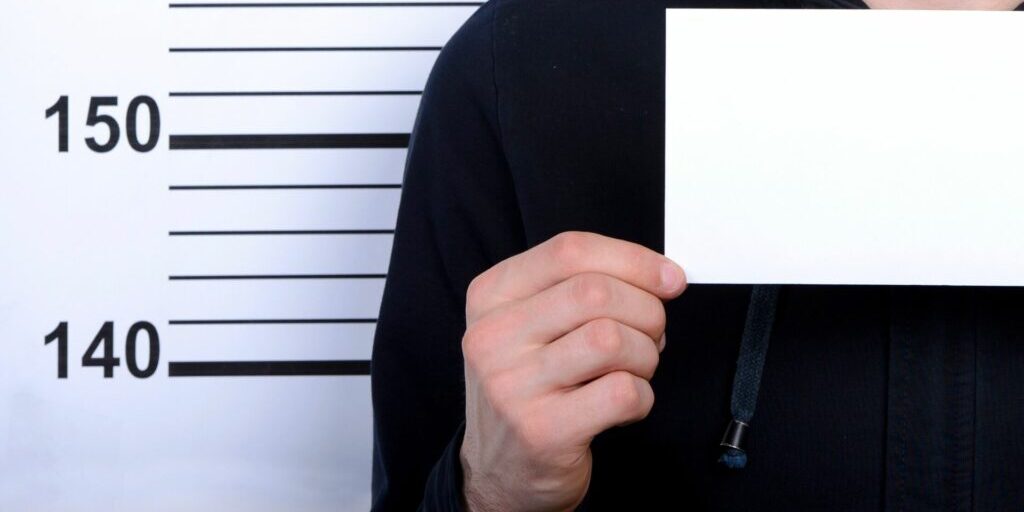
[371,0,1024,510]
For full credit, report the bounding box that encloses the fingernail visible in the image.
[658,333,667,352]
[660,261,685,293]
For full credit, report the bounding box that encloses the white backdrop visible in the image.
[0,1,478,510]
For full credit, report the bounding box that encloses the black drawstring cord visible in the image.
[719,284,781,469]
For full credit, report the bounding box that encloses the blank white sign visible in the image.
[666,9,1024,285]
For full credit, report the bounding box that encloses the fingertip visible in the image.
[659,260,687,296]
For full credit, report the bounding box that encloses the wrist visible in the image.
[459,439,505,512]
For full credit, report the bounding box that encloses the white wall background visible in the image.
[0,1,478,510]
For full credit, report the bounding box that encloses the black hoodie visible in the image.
[370,1,1024,510]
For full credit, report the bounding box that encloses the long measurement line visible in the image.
[169,273,386,280]
[168,229,395,236]
[168,133,409,149]
[169,90,422,97]
[169,2,483,7]
[169,46,441,52]
[169,184,402,190]
[167,360,371,377]
[168,318,378,325]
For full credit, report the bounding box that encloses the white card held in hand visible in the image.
[665,9,1024,286]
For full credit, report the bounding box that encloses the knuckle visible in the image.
[625,244,650,272]
[637,343,660,380]
[549,231,589,269]
[630,246,664,290]
[635,296,667,339]
[651,301,667,332]
[465,271,494,316]
[583,318,623,358]
[570,273,614,310]
[607,372,645,414]
[636,381,655,418]
[462,336,488,366]
[461,325,484,362]
[461,317,502,364]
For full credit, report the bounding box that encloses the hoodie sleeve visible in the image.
[370,1,526,510]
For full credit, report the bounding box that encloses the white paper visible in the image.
[666,9,1024,285]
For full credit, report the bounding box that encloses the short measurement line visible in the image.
[169,46,441,52]
[169,273,386,280]
[169,184,402,190]
[169,90,422,97]
[168,133,409,150]
[168,229,394,236]
[168,318,378,325]
[168,360,370,377]
[170,2,483,7]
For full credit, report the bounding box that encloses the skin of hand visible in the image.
[458,232,687,511]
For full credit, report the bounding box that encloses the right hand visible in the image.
[459,231,687,511]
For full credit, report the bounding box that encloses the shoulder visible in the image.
[433,0,771,100]
[436,0,667,80]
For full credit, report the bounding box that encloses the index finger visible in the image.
[467,231,686,319]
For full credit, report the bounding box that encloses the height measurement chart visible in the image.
[0,2,479,510]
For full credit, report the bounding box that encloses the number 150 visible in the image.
[45,95,161,153]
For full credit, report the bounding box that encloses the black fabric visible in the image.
[417,423,468,512]
[370,1,1024,510]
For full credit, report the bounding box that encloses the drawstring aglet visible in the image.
[718,419,749,469]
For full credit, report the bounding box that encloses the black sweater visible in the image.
[371,1,1024,510]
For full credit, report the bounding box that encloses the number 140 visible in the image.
[44,321,160,379]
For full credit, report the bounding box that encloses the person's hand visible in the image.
[459,231,687,511]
